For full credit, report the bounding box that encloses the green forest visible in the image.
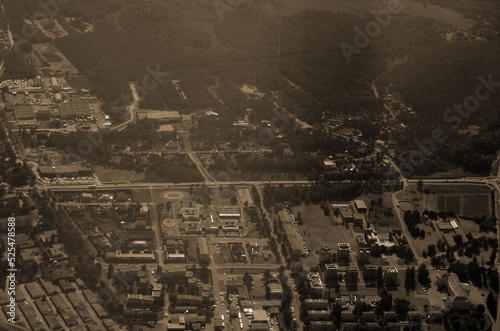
[2,0,500,175]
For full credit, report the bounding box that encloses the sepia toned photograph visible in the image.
[0,0,499,330]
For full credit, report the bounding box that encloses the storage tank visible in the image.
[54,93,62,102]
[50,77,58,86]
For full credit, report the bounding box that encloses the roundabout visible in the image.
[162,218,176,228]
[163,191,185,199]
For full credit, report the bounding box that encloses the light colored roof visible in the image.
[354,200,367,210]
[253,309,267,322]
[157,124,175,132]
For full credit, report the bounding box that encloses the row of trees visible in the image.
[263,182,363,209]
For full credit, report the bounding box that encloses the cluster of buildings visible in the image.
[3,77,94,121]
[177,206,243,236]
[112,264,210,327]
[435,217,468,250]
[164,238,187,263]
[334,200,367,227]
[0,278,118,330]
[11,101,91,120]
[0,209,38,231]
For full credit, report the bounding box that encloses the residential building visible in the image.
[384,267,399,286]
[357,248,370,264]
[338,243,350,260]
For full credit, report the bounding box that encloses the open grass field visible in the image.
[131,189,152,203]
[31,43,79,76]
[437,195,445,211]
[357,192,401,234]
[424,184,491,194]
[123,229,154,240]
[95,216,119,233]
[292,204,357,267]
[427,193,490,218]
[403,183,491,217]
[210,189,236,206]
[446,195,461,215]
[94,165,145,183]
[411,221,441,257]
[152,188,192,205]
[463,194,490,218]
[43,51,62,63]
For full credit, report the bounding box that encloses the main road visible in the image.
[179,131,217,183]
[35,179,314,192]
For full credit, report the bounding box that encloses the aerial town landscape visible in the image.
[0,0,500,330]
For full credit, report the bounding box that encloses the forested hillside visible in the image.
[3,0,500,175]
[50,0,454,121]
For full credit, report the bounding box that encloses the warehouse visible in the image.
[14,105,35,120]
[58,101,91,119]
[217,207,241,219]
[25,282,44,299]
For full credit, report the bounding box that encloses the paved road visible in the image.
[180,132,217,183]
[254,185,301,330]
[391,191,424,265]
[35,180,314,192]
[113,83,139,132]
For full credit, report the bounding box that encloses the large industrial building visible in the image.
[13,105,36,120]
[58,102,92,119]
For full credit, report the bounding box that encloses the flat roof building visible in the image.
[25,282,44,299]
[338,243,350,260]
[138,110,182,122]
[58,101,91,119]
[40,280,59,295]
[127,294,154,307]
[217,207,241,219]
[340,207,354,223]
[358,248,370,264]
[354,200,367,213]
[308,272,324,298]
[105,250,155,262]
[345,267,359,284]
[14,105,35,119]
[384,267,399,285]
[325,264,339,282]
